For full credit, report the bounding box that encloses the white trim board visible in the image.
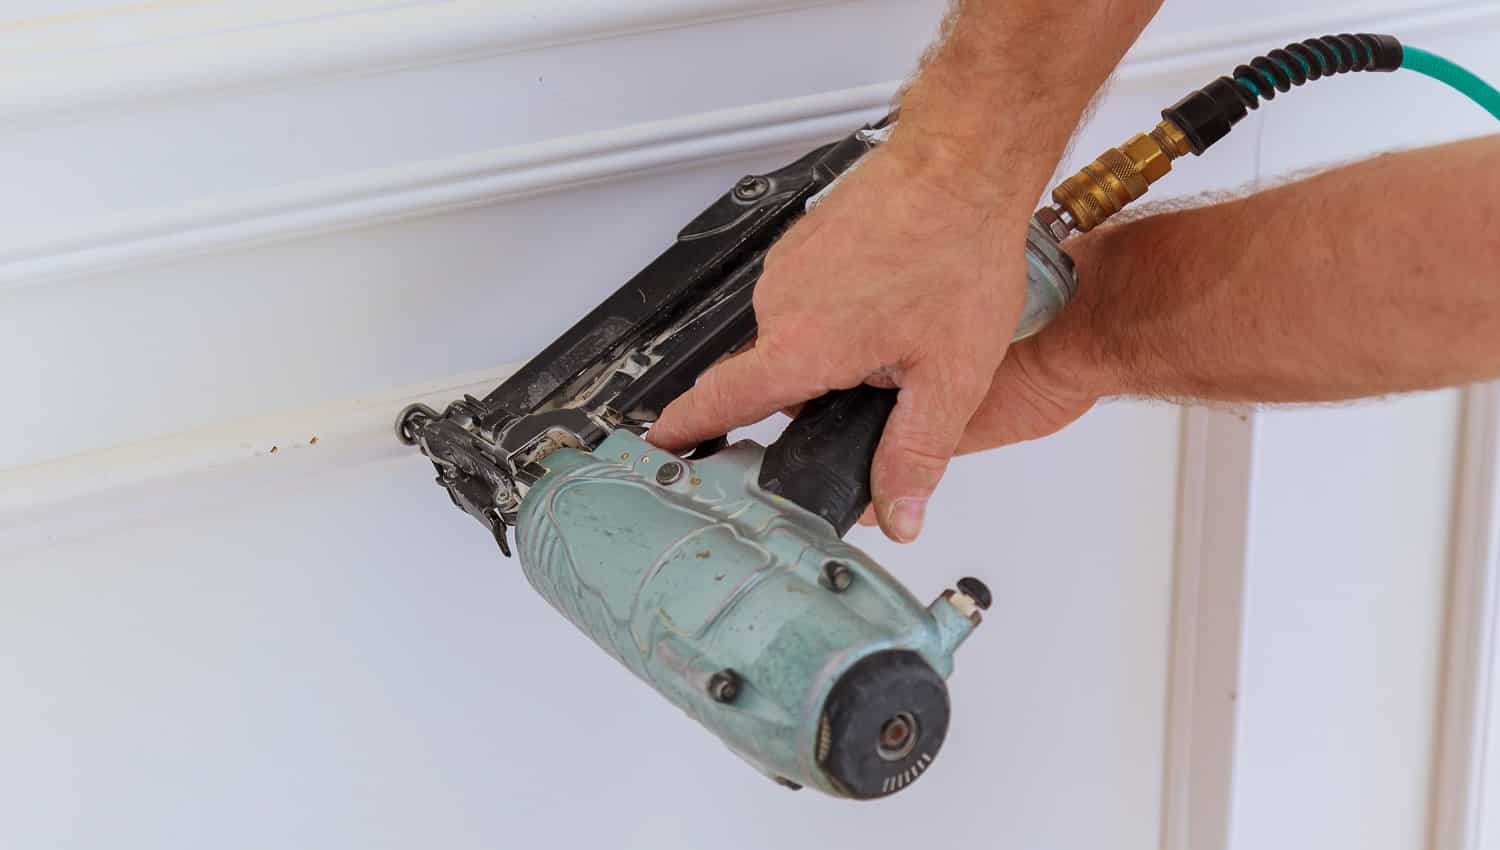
[1160,406,1258,850]
[0,83,896,288]
[1429,382,1500,850]
[0,365,516,557]
[0,0,848,122]
[7,0,1496,122]
[5,2,1498,290]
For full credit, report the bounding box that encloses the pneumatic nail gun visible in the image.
[395,29,1500,800]
[396,116,1077,798]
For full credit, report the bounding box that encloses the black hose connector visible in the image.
[1162,34,1404,155]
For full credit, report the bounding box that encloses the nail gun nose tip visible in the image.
[819,650,950,799]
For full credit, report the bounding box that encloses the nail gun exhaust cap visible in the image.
[819,650,950,799]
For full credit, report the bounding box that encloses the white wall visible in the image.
[1228,21,1500,850]
[2,2,1498,849]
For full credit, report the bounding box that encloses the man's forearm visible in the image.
[891,0,1165,206]
[1058,135,1500,403]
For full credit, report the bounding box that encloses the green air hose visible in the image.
[1162,34,1500,157]
[1401,46,1500,122]
[1044,33,1498,234]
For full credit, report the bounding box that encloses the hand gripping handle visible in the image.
[757,385,897,536]
[755,218,1077,538]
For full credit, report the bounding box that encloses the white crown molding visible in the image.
[0,364,517,556]
[1429,382,1500,850]
[4,2,1497,291]
[0,0,845,123]
[1160,406,1257,850]
[0,82,896,289]
[6,0,1493,124]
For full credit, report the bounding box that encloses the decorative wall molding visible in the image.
[0,83,895,288]
[7,0,1493,124]
[0,365,514,556]
[0,0,847,123]
[1429,382,1500,850]
[1160,406,1258,850]
[4,1,1498,290]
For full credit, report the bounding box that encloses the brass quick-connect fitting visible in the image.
[1049,119,1192,233]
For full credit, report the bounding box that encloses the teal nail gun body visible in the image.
[397,116,1077,798]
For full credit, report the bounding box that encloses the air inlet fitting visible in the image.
[1046,119,1191,234]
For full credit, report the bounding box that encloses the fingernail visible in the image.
[888,497,927,543]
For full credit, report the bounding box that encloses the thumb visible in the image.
[869,366,989,543]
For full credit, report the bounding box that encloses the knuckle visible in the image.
[756,329,834,392]
[763,239,792,271]
[950,369,994,403]
[769,313,821,344]
[911,364,992,415]
[751,326,793,356]
[892,440,952,475]
[700,368,741,415]
[750,283,776,315]
[876,434,952,488]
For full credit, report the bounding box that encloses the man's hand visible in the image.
[649,142,1030,542]
[849,308,1103,528]
[650,0,1165,541]
[954,325,1102,455]
[871,132,1500,521]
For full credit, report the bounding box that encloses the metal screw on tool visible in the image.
[708,669,741,703]
[821,561,853,592]
[655,461,685,486]
[733,176,770,201]
[956,577,993,611]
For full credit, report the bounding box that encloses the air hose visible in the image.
[1402,46,1500,122]
[1039,33,1500,237]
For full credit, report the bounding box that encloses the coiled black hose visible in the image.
[1163,33,1404,154]
[1233,35,1401,104]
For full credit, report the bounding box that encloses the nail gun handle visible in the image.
[757,385,897,537]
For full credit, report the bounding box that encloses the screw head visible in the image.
[956,577,993,611]
[708,669,741,703]
[821,560,853,592]
[655,461,685,486]
[733,176,770,201]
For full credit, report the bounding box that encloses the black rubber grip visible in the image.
[758,385,897,536]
